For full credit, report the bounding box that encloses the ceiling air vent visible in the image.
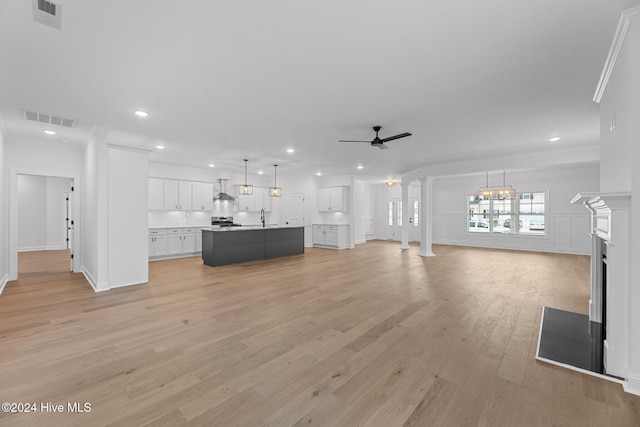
[23,109,75,128]
[32,0,62,30]
[38,0,57,16]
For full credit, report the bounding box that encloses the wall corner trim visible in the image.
[81,266,109,292]
[0,274,9,295]
[623,370,640,396]
[593,6,640,103]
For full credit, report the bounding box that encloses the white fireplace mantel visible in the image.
[571,191,631,380]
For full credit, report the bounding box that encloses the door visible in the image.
[65,191,75,271]
[408,198,421,243]
[386,199,403,241]
[284,194,305,226]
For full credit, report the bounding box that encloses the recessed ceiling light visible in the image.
[357,165,364,170]
[156,145,165,150]
[134,110,149,118]
[548,136,560,142]
[316,172,322,176]
[43,129,56,135]
[208,164,215,168]
[258,170,264,175]
[286,148,295,153]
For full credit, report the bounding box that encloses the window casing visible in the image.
[467,192,546,235]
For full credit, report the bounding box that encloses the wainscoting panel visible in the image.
[432,212,591,255]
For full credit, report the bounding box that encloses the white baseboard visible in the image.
[623,370,640,396]
[109,280,147,289]
[81,266,109,292]
[81,266,98,291]
[354,239,366,245]
[0,273,9,295]
[18,246,67,252]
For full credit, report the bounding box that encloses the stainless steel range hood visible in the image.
[213,178,236,202]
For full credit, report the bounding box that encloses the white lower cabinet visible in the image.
[149,228,200,259]
[149,229,168,257]
[195,228,205,252]
[312,224,350,249]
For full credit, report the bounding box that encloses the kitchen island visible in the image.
[202,226,304,267]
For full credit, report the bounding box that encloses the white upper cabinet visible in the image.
[235,186,272,212]
[163,180,192,210]
[318,186,349,212]
[192,182,214,211]
[178,181,192,210]
[237,193,256,212]
[150,179,216,211]
[148,178,164,210]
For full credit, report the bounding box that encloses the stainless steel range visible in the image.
[211,216,242,227]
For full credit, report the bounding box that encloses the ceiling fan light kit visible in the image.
[386,180,396,187]
[338,125,412,150]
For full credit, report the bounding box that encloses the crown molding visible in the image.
[593,6,640,103]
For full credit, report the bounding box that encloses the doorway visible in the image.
[387,198,421,242]
[408,198,421,243]
[283,193,305,226]
[386,199,403,241]
[8,171,80,283]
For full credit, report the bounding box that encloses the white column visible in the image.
[400,181,410,249]
[419,177,435,257]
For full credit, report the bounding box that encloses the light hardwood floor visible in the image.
[1,242,639,426]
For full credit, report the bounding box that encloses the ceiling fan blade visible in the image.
[380,132,412,143]
[376,143,389,150]
[338,140,371,143]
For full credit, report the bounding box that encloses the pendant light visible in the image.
[476,170,516,199]
[269,164,282,197]
[238,159,253,195]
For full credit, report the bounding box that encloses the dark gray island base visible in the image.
[202,227,304,267]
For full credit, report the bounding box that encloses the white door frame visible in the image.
[8,169,82,281]
[386,198,403,241]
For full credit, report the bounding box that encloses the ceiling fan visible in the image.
[339,126,412,150]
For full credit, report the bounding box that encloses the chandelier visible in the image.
[476,171,516,199]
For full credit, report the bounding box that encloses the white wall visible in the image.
[374,164,598,254]
[599,25,634,192]
[149,162,218,183]
[17,175,47,250]
[353,180,375,244]
[598,12,640,395]
[0,124,8,291]
[17,175,72,251]
[108,146,148,288]
[430,164,598,254]
[630,21,640,396]
[5,136,84,283]
[81,128,109,291]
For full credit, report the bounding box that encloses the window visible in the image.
[413,200,419,227]
[467,192,546,235]
[388,201,393,226]
[518,192,546,235]
[396,201,403,227]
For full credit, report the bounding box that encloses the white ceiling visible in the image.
[1,0,638,182]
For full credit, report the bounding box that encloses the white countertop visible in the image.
[203,225,303,232]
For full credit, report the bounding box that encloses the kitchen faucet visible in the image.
[261,208,265,228]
